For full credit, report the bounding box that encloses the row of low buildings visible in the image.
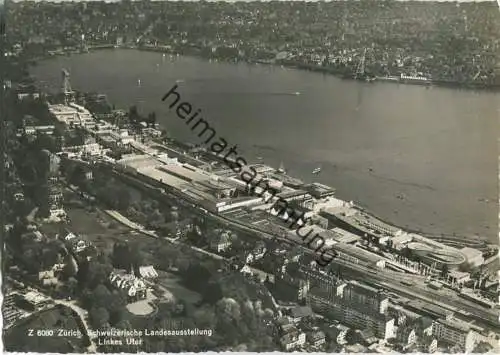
[276,308,327,351]
[115,152,268,213]
[48,99,487,280]
[48,102,162,152]
[273,265,485,353]
[14,291,52,312]
[48,103,95,129]
[319,204,486,272]
[46,96,492,353]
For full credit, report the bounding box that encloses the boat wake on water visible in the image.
[271,91,301,96]
[253,144,278,152]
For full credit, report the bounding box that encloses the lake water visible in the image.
[31,49,499,243]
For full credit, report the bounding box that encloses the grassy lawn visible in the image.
[51,206,130,255]
[3,305,89,353]
[66,206,127,235]
[156,270,202,305]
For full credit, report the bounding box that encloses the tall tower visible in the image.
[0,0,6,239]
[80,34,88,53]
[61,68,74,104]
[0,0,5,40]
[355,48,366,79]
[40,150,65,219]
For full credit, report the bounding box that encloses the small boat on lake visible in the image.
[277,162,286,174]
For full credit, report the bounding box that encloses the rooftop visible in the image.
[391,233,413,245]
[333,243,386,265]
[321,227,360,244]
[405,300,452,319]
[448,270,470,279]
[290,306,313,319]
[48,104,78,113]
[306,182,336,196]
[322,204,358,218]
[437,318,472,333]
[160,163,212,183]
[195,178,235,191]
[250,164,276,174]
[351,210,400,235]
[139,165,188,189]
[276,189,310,200]
[24,292,47,305]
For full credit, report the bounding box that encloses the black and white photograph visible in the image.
[1,0,499,353]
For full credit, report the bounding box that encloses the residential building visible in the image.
[71,239,89,254]
[354,328,378,346]
[17,92,40,100]
[38,270,55,281]
[420,335,438,353]
[307,280,395,340]
[64,232,78,242]
[276,317,294,334]
[397,326,417,349]
[245,242,267,264]
[433,318,477,353]
[280,323,296,336]
[280,331,306,351]
[308,330,326,348]
[308,291,395,340]
[447,270,471,285]
[326,323,350,345]
[51,263,65,272]
[273,274,310,302]
[138,265,159,279]
[15,292,49,311]
[42,278,58,286]
[163,219,193,238]
[276,318,307,350]
[109,270,147,301]
[301,266,341,297]
[23,125,56,136]
[210,229,233,252]
[343,281,389,314]
[417,316,434,337]
[289,305,314,324]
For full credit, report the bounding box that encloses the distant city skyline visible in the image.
[7,0,499,3]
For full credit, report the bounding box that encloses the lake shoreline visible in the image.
[30,45,500,93]
[30,49,498,244]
